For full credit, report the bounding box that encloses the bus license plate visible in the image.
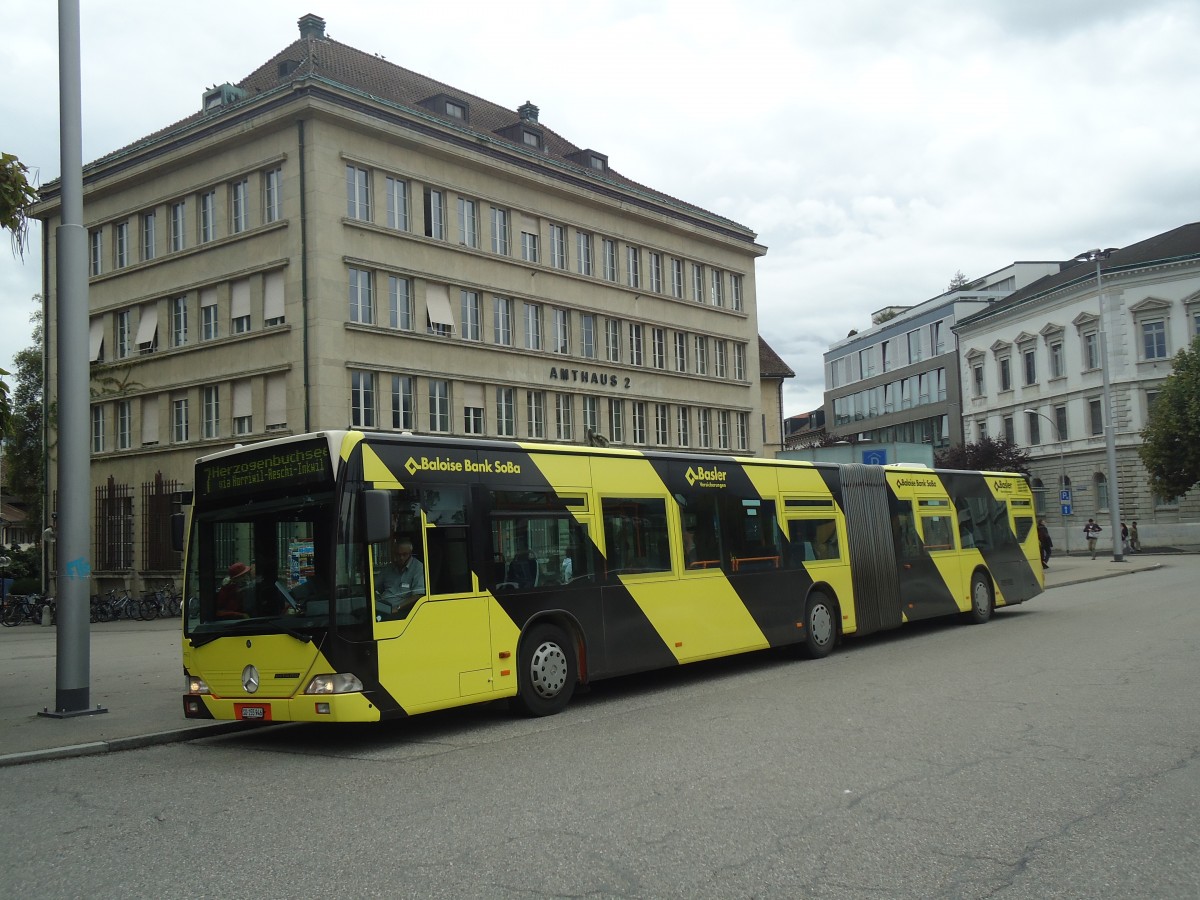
[235,703,271,721]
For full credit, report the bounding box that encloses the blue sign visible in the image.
[1061,504,1072,516]
[862,449,888,465]
[1060,489,1072,503]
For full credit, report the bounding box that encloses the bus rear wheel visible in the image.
[513,623,577,717]
[966,571,993,624]
[800,591,836,659]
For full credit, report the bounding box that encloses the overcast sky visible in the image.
[3,0,1199,415]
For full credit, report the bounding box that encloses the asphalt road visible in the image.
[3,559,1198,899]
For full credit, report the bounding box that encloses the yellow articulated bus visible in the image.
[181,430,1042,722]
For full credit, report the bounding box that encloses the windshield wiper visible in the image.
[188,616,314,647]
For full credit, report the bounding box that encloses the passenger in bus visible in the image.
[216,562,252,618]
[507,546,539,589]
[376,537,426,616]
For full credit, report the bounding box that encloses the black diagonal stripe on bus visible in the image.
[885,478,961,619]
[722,568,818,647]
[940,471,1042,604]
[320,634,408,717]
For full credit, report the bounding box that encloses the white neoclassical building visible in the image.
[954,223,1200,553]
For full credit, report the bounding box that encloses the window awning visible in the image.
[89,318,104,361]
[233,379,251,418]
[264,270,285,321]
[141,397,158,444]
[425,283,455,330]
[135,304,158,348]
[231,279,251,319]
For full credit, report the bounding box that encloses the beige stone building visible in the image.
[35,14,778,591]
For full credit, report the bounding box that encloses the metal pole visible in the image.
[1093,255,1125,563]
[42,0,106,717]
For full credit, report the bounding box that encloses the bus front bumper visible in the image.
[182,692,382,723]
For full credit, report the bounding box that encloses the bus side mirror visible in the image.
[171,513,186,552]
[363,490,391,545]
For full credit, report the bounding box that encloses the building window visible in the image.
[580,314,596,359]
[577,232,594,276]
[524,302,543,350]
[389,276,413,330]
[496,387,515,437]
[1003,415,1015,444]
[91,405,105,453]
[346,165,371,221]
[907,329,922,364]
[697,408,711,448]
[429,380,450,433]
[998,356,1012,391]
[631,401,647,445]
[202,386,220,439]
[605,319,621,363]
[526,390,545,439]
[710,269,724,307]
[555,394,573,441]
[608,398,624,443]
[730,273,743,311]
[717,410,730,450]
[464,404,484,436]
[1054,404,1068,442]
[602,238,617,282]
[1023,346,1037,386]
[490,206,509,255]
[521,228,539,262]
[460,290,482,341]
[714,340,728,379]
[141,211,156,261]
[692,264,704,303]
[445,100,466,119]
[171,296,188,347]
[392,375,415,430]
[351,371,376,428]
[1027,411,1041,445]
[1141,319,1167,360]
[648,252,663,293]
[976,419,988,440]
[553,308,571,354]
[930,320,945,355]
[1095,472,1109,512]
[385,176,409,231]
[676,407,691,447]
[694,335,708,375]
[201,300,219,341]
[671,258,684,299]
[1049,340,1065,378]
[654,403,669,445]
[170,201,186,251]
[674,332,687,373]
[457,197,478,248]
[626,246,641,288]
[736,412,748,451]
[172,398,189,443]
[232,311,251,335]
[115,221,129,268]
[549,223,567,269]
[349,267,375,324]
[424,188,445,239]
[89,228,103,276]
[652,328,666,369]
[493,296,512,346]
[1089,397,1103,436]
[263,167,283,224]
[199,190,216,243]
[582,396,598,437]
[733,343,746,381]
[628,323,644,366]
[1083,331,1100,370]
[116,309,132,359]
[230,179,248,234]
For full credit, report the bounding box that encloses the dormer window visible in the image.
[589,155,604,171]
[419,94,471,123]
[523,130,541,148]
[445,101,466,119]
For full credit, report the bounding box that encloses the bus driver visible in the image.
[376,537,425,617]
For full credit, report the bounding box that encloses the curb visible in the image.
[0,720,252,769]
[1046,562,1163,591]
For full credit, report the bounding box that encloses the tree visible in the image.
[5,299,49,530]
[1,151,38,258]
[947,270,969,291]
[1139,335,1200,500]
[935,436,1032,476]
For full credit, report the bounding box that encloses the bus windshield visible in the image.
[183,491,373,644]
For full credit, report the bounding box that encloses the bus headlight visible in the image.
[304,673,364,694]
[187,676,211,694]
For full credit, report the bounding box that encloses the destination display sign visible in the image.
[198,439,332,502]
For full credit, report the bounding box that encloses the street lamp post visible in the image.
[1024,408,1069,556]
[1074,248,1124,562]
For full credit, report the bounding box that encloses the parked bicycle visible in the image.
[2,594,48,627]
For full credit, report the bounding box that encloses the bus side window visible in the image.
[891,501,922,560]
[786,518,840,564]
[920,514,955,551]
[601,497,671,575]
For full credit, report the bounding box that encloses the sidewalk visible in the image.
[0,551,1174,768]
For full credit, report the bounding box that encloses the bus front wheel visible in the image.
[514,623,577,717]
[966,571,993,624]
[800,591,836,659]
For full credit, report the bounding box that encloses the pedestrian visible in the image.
[1130,521,1141,552]
[1120,521,1130,555]
[1037,519,1052,568]
[1083,518,1101,559]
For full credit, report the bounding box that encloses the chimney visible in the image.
[518,101,539,123]
[298,13,326,40]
